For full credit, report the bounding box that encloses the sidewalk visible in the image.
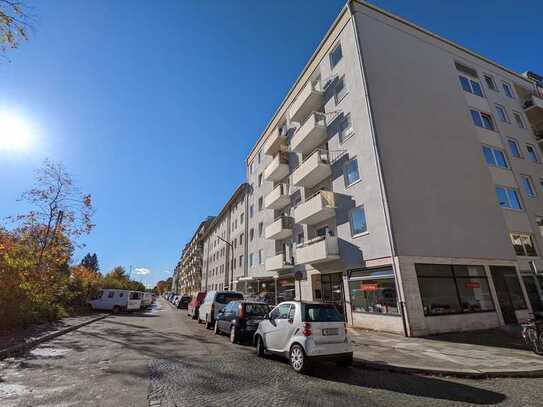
[349,327,543,378]
[0,313,108,359]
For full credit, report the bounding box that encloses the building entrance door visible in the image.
[320,272,345,314]
[490,266,524,325]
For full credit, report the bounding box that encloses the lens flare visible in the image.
[0,111,35,151]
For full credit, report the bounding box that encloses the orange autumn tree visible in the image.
[0,159,95,329]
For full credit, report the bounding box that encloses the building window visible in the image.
[521,175,536,198]
[258,197,263,211]
[239,255,243,267]
[511,234,537,256]
[258,150,262,164]
[249,228,254,241]
[343,158,360,187]
[338,113,354,143]
[249,204,254,218]
[334,75,347,104]
[249,160,254,174]
[513,112,525,129]
[329,42,343,69]
[502,81,514,98]
[508,139,522,158]
[258,222,263,237]
[239,233,243,245]
[496,186,522,210]
[258,173,263,187]
[483,74,497,91]
[349,206,367,236]
[495,104,509,123]
[416,264,495,316]
[526,144,540,163]
[540,179,543,193]
[249,253,253,267]
[470,110,494,130]
[258,249,263,265]
[348,267,399,315]
[240,213,244,224]
[459,75,483,97]
[482,146,508,169]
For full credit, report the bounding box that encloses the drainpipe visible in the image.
[348,5,410,337]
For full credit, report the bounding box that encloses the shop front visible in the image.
[236,275,296,306]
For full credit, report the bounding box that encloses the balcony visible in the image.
[263,126,288,156]
[264,152,289,182]
[289,80,324,124]
[296,236,339,265]
[291,150,331,188]
[294,190,336,225]
[265,216,293,240]
[524,93,543,128]
[265,252,294,272]
[264,183,290,210]
[291,112,327,155]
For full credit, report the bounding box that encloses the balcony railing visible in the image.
[264,183,290,210]
[291,112,327,154]
[296,235,339,265]
[294,190,336,225]
[264,151,289,182]
[291,149,331,188]
[265,252,294,272]
[289,80,324,124]
[265,216,293,240]
[263,126,289,156]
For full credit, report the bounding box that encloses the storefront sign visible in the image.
[361,283,379,292]
[464,281,480,289]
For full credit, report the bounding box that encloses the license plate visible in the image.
[322,328,339,336]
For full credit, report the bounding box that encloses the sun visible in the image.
[0,111,35,151]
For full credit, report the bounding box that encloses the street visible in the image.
[1,299,542,407]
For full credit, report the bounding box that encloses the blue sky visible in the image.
[1,0,541,286]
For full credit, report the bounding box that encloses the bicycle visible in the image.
[521,318,543,355]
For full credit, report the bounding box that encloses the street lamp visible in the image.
[217,236,234,290]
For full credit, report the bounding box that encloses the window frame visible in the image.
[329,42,343,70]
[526,144,540,163]
[470,109,495,131]
[510,233,538,257]
[521,175,536,198]
[502,81,515,98]
[482,145,509,169]
[495,104,509,123]
[338,113,354,144]
[513,111,525,129]
[483,74,497,91]
[349,205,368,237]
[459,75,484,97]
[334,75,348,104]
[507,138,522,158]
[495,186,523,210]
[343,157,361,187]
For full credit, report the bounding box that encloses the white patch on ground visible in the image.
[30,346,70,358]
[0,383,29,400]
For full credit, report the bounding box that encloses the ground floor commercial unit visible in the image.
[294,255,542,337]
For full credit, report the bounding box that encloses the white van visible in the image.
[88,289,142,313]
[198,291,244,328]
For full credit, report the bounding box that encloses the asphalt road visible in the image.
[1,298,543,407]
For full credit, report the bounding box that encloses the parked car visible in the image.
[177,295,192,309]
[172,295,181,306]
[254,301,353,373]
[88,289,142,313]
[141,292,153,309]
[214,301,270,343]
[187,292,206,319]
[198,291,244,329]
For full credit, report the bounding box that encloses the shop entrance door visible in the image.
[490,266,521,325]
[320,272,345,314]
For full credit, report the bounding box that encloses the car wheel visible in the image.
[290,344,309,373]
[230,326,238,344]
[255,336,266,357]
[336,355,353,367]
[214,321,220,335]
[112,306,121,314]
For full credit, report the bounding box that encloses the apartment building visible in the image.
[202,184,249,292]
[241,0,543,336]
[175,217,214,295]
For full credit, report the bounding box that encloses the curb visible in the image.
[352,358,543,379]
[0,314,108,360]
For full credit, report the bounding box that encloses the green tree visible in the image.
[80,253,99,273]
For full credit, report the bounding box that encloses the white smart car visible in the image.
[254,301,353,373]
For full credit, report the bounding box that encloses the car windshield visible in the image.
[216,293,243,304]
[303,304,343,322]
[245,303,269,316]
[129,292,140,300]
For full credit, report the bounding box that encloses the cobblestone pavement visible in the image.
[1,299,543,407]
